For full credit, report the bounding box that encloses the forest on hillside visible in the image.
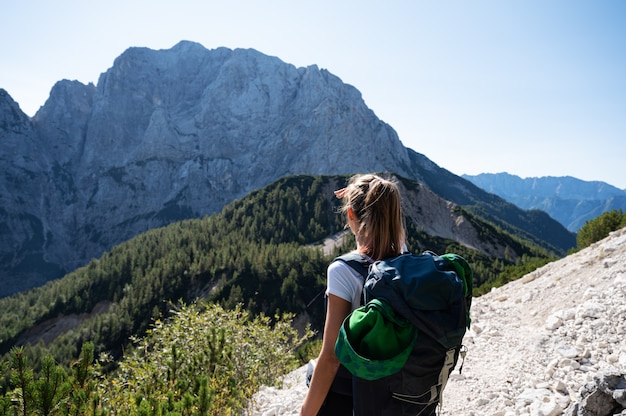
[0,174,556,391]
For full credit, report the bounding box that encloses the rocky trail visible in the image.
[248,226,626,415]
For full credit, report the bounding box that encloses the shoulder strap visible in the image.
[306,253,370,310]
[333,252,370,280]
[333,253,371,307]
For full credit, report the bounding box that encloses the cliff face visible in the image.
[0,41,573,297]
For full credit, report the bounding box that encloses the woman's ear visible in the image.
[347,207,355,221]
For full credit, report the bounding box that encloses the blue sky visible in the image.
[2,0,625,188]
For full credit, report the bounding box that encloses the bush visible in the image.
[1,303,314,416]
[96,302,313,415]
[294,339,323,366]
[3,343,99,416]
[577,209,626,249]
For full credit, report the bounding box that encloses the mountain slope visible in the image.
[250,225,626,415]
[410,153,574,254]
[463,172,626,231]
[0,174,553,368]
[0,41,573,297]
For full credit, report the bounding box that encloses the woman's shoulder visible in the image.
[328,257,352,273]
[329,251,370,279]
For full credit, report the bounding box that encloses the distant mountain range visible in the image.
[0,41,575,298]
[462,173,626,232]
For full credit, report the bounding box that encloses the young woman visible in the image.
[299,173,405,416]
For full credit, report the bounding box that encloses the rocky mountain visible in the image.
[0,41,574,298]
[249,226,626,416]
[463,173,626,232]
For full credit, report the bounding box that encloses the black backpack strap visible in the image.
[332,252,370,280]
[332,253,371,307]
[306,253,370,310]
[326,253,372,397]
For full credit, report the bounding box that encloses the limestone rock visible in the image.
[0,42,574,297]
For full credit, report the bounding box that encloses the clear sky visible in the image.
[2,0,625,189]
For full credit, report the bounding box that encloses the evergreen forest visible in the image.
[0,173,563,414]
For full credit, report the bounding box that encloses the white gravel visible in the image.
[248,227,626,415]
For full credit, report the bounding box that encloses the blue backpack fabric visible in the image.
[334,251,472,415]
[364,252,471,349]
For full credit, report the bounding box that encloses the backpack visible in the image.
[334,251,472,415]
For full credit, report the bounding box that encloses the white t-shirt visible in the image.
[326,254,372,311]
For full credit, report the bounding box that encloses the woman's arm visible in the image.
[299,293,352,416]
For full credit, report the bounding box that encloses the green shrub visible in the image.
[1,303,313,416]
[96,302,313,415]
[294,339,323,366]
[577,209,626,249]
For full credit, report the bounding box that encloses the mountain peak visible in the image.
[170,39,208,52]
[0,42,574,297]
[0,88,30,127]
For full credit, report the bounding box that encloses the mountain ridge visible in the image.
[463,172,626,231]
[0,41,573,297]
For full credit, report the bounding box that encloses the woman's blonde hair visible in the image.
[339,174,405,260]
